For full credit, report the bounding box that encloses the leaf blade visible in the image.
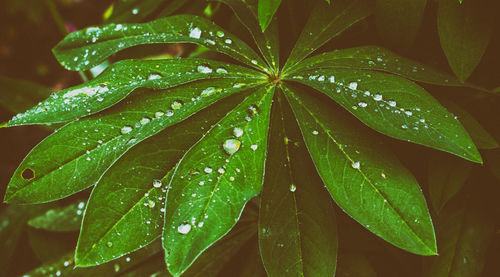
[259,91,338,276]
[53,15,268,71]
[163,86,275,276]
[258,0,282,32]
[284,84,437,256]
[286,68,482,163]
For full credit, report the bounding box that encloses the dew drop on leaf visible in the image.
[289,184,297,192]
[154,111,164,118]
[148,73,162,80]
[349,82,358,90]
[233,127,244,138]
[373,94,383,101]
[351,161,360,169]
[204,167,213,174]
[120,125,133,135]
[189,27,202,39]
[106,241,113,247]
[153,179,162,188]
[197,65,213,74]
[225,39,232,44]
[140,117,151,125]
[171,100,183,110]
[216,30,225,37]
[388,100,397,107]
[250,144,258,151]
[177,223,191,234]
[223,139,241,155]
[216,67,228,74]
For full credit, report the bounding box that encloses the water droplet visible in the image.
[148,73,162,80]
[251,60,258,65]
[155,111,164,118]
[153,179,162,188]
[216,30,225,37]
[250,144,258,151]
[189,27,202,39]
[388,100,397,107]
[247,104,259,116]
[218,168,225,174]
[121,125,133,135]
[197,65,213,73]
[404,110,413,116]
[233,127,244,137]
[358,102,368,108]
[329,76,335,83]
[146,200,156,208]
[225,38,232,44]
[198,222,204,227]
[317,75,325,82]
[204,167,213,174]
[216,67,228,74]
[381,173,386,179]
[289,184,297,192]
[401,124,408,129]
[349,82,358,90]
[223,139,241,155]
[312,130,319,135]
[166,110,174,117]
[171,100,183,110]
[107,241,113,247]
[373,94,383,101]
[199,181,205,186]
[351,161,360,169]
[177,223,191,234]
[140,117,151,125]
[200,87,219,97]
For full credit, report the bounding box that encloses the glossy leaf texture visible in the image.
[258,0,282,31]
[286,68,482,163]
[53,15,268,72]
[283,84,437,255]
[422,196,495,276]
[163,86,274,276]
[283,0,373,70]
[0,76,53,115]
[375,0,427,49]
[259,92,338,276]
[6,59,263,127]
[286,46,464,88]
[216,0,280,72]
[428,154,471,214]
[438,0,492,82]
[4,79,262,204]
[75,92,247,266]
[28,200,86,232]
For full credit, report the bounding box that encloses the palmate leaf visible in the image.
[283,84,437,255]
[28,200,86,232]
[4,79,263,204]
[76,92,247,266]
[216,0,280,72]
[438,0,492,82]
[259,92,338,276]
[283,0,373,70]
[163,86,274,276]
[286,68,481,163]
[5,59,264,127]
[53,15,268,72]
[285,46,464,87]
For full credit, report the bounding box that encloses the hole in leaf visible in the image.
[21,168,35,180]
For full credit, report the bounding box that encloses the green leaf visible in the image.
[428,154,471,214]
[216,0,280,72]
[286,46,465,88]
[53,15,268,72]
[283,84,437,256]
[21,240,163,277]
[375,0,427,49]
[440,100,498,150]
[259,91,338,276]
[258,0,282,32]
[438,0,492,81]
[0,76,53,115]
[75,92,247,266]
[28,200,86,232]
[7,59,264,127]
[287,68,482,163]
[283,0,373,70]
[163,86,274,276]
[422,196,495,277]
[4,79,262,204]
